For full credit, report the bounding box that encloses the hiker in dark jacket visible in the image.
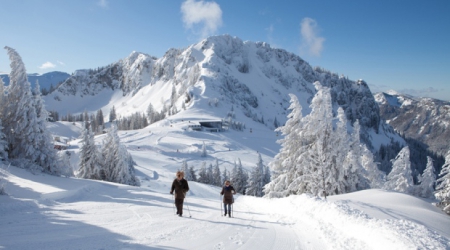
[220,180,236,217]
[170,171,189,217]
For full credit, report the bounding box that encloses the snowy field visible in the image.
[1,120,449,250]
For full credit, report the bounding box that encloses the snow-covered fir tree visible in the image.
[247,153,268,197]
[222,167,229,185]
[0,119,7,161]
[181,161,191,180]
[201,141,207,157]
[197,162,208,184]
[0,78,5,160]
[332,107,350,194]
[300,82,336,198]
[212,159,221,186]
[100,124,139,186]
[188,165,197,182]
[78,124,101,180]
[384,146,414,194]
[207,163,214,185]
[343,120,369,192]
[264,93,305,198]
[416,156,436,199]
[435,151,450,214]
[230,158,248,194]
[31,81,61,173]
[361,146,386,189]
[109,105,117,122]
[2,47,61,173]
[146,103,157,124]
[58,151,74,177]
[265,82,379,198]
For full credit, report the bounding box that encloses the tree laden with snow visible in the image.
[212,159,221,186]
[247,153,269,197]
[200,141,207,157]
[1,47,61,173]
[435,151,450,214]
[0,119,7,161]
[301,82,336,198]
[100,124,139,186]
[264,93,305,198]
[384,146,414,194]
[265,82,381,198]
[361,146,386,189]
[415,156,436,199]
[230,158,248,194]
[197,162,209,184]
[78,124,102,180]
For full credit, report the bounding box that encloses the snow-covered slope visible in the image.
[375,92,450,156]
[44,35,403,170]
[0,119,448,250]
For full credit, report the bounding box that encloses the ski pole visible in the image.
[172,194,176,215]
[220,194,223,216]
[232,196,234,218]
[185,197,192,218]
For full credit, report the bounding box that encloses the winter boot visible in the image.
[224,212,227,216]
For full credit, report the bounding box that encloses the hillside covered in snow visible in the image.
[44,35,403,171]
[1,119,449,250]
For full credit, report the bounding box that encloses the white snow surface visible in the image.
[1,120,449,250]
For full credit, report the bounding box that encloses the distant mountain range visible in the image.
[374,91,450,156]
[0,71,70,92]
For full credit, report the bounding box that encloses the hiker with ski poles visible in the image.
[170,171,189,217]
[220,180,236,217]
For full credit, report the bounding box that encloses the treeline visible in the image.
[179,153,270,197]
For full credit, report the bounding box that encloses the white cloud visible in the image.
[39,61,56,69]
[181,0,222,39]
[299,18,325,57]
[57,60,65,66]
[98,0,108,8]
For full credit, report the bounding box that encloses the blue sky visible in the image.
[1,0,449,100]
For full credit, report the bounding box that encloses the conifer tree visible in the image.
[212,159,221,186]
[32,81,60,173]
[201,141,207,157]
[343,120,369,192]
[435,151,450,214]
[301,82,335,198]
[384,146,414,194]
[100,124,139,186]
[207,163,213,185]
[416,156,436,199]
[78,124,101,180]
[3,47,60,173]
[181,160,194,181]
[232,158,248,194]
[222,167,229,185]
[109,106,117,122]
[197,162,208,184]
[264,93,305,197]
[361,146,385,188]
[0,119,7,160]
[247,153,267,197]
[188,165,197,181]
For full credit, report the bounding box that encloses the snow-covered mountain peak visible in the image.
[44,34,402,168]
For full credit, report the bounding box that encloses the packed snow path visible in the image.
[1,167,449,250]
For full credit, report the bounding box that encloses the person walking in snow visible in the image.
[170,171,189,217]
[220,180,236,217]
